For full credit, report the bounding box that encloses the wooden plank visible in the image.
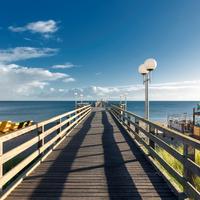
[115,107,200,179]
[0,150,40,186]
[40,108,91,155]
[2,107,91,164]
[0,108,91,199]
[185,181,200,200]
[0,107,91,189]
[0,108,91,200]
[2,136,39,164]
[113,107,200,179]
[111,106,200,200]
[37,105,90,127]
[184,158,200,177]
[126,117,184,162]
[110,109,183,197]
[0,124,37,143]
[5,107,176,200]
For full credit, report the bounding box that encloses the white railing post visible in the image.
[56,118,62,141]
[38,125,44,155]
[59,118,62,133]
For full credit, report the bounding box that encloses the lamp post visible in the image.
[138,58,157,119]
[120,95,122,105]
[80,94,83,104]
[124,93,127,111]
[74,92,78,108]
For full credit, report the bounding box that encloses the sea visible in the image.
[0,101,198,123]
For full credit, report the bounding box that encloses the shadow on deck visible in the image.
[7,108,177,200]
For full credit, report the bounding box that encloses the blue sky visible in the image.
[0,0,200,100]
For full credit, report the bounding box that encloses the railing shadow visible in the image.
[110,111,177,199]
[102,110,142,199]
[28,111,95,199]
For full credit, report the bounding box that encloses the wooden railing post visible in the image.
[183,143,195,188]
[127,114,131,132]
[0,141,3,191]
[135,117,139,135]
[118,108,122,122]
[38,125,44,155]
[59,118,62,133]
[57,118,62,140]
[149,125,155,150]
[117,109,119,120]
[67,115,70,128]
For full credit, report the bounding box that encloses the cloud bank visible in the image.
[0,47,75,100]
[0,63,75,99]
[0,47,198,100]
[65,81,200,101]
[0,79,197,100]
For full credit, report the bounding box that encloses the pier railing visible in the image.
[110,104,200,200]
[0,104,91,198]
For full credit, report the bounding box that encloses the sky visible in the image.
[0,0,200,100]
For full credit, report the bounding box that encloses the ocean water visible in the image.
[0,101,76,122]
[0,101,198,123]
[126,101,198,122]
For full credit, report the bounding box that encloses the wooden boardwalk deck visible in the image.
[6,108,177,200]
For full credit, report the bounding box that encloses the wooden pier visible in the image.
[0,103,200,199]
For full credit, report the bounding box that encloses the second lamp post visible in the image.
[138,58,157,120]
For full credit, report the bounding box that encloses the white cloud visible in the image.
[51,62,75,69]
[0,47,58,63]
[16,81,49,96]
[63,77,75,83]
[0,46,76,100]
[95,72,102,76]
[9,20,58,34]
[50,87,55,92]
[58,89,64,92]
[0,63,75,99]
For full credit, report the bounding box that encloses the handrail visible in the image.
[111,104,200,149]
[0,105,91,197]
[110,104,200,200]
[0,105,90,143]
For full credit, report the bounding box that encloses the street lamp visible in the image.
[80,94,83,104]
[74,92,78,108]
[124,93,127,111]
[120,95,122,105]
[138,58,157,119]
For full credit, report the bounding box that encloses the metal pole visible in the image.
[144,74,149,119]
[125,95,127,111]
[74,93,78,109]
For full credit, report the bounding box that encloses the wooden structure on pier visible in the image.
[0,103,199,199]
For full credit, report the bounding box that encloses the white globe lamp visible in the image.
[144,58,157,71]
[138,64,149,75]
